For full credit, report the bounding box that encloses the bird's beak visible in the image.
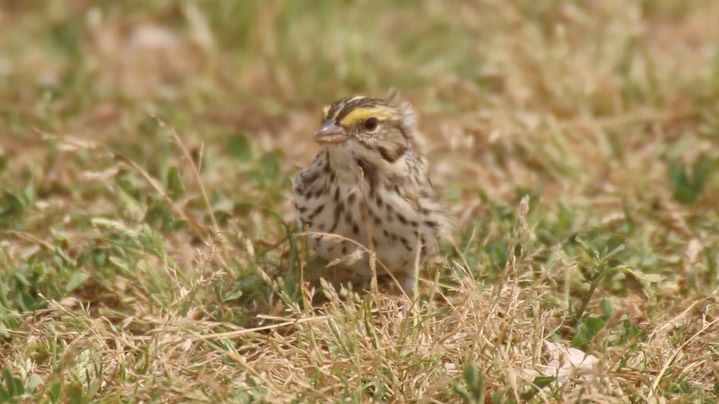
[314,119,349,144]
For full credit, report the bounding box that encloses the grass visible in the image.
[1,0,719,402]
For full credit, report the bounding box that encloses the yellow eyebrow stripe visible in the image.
[338,107,394,126]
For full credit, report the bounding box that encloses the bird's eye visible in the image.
[364,118,379,132]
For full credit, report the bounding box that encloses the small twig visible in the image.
[156,116,232,267]
[1,230,56,251]
[455,227,475,277]
[298,226,310,309]
[191,315,332,339]
[572,272,603,326]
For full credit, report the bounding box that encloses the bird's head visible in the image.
[314,96,417,163]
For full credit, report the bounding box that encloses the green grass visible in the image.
[2,0,719,402]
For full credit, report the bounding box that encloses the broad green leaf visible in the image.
[65,271,90,293]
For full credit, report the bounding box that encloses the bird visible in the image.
[293,96,450,295]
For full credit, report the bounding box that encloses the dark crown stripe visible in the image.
[328,97,389,122]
